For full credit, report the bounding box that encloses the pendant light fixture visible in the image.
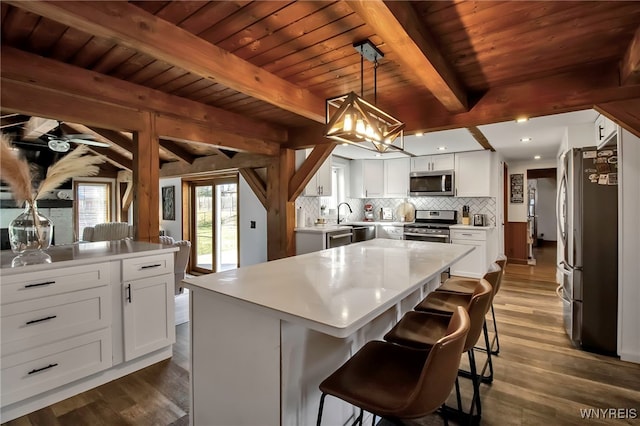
[325,40,408,155]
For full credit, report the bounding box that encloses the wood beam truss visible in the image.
[239,168,267,210]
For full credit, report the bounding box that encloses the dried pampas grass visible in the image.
[0,133,105,205]
[0,133,34,206]
[35,144,104,199]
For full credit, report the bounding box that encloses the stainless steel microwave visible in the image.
[409,170,455,196]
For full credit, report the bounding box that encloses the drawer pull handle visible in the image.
[126,284,132,303]
[140,264,162,269]
[24,281,55,289]
[26,315,57,325]
[28,363,58,375]
[461,233,473,236]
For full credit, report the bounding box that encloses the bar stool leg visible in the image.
[354,408,363,426]
[467,349,482,424]
[371,414,377,426]
[480,321,494,384]
[455,377,462,411]
[491,304,500,355]
[317,393,327,426]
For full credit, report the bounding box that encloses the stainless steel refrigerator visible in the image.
[557,146,618,355]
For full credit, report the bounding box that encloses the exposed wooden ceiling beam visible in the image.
[160,153,274,178]
[158,140,197,164]
[87,146,132,171]
[466,127,495,151]
[23,116,58,140]
[239,168,267,210]
[8,1,325,123]
[1,77,144,131]
[156,114,279,157]
[395,62,640,131]
[595,99,640,138]
[286,124,332,150]
[0,113,29,129]
[1,47,287,144]
[620,25,640,85]
[347,0,468,113]
[289,143,336,202]
[84,127,132,152]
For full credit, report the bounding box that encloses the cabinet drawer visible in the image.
[122,253,173,281]
[450,229,487,241]
[1,263,110,305]
[1,286,111,356]
[1,328,112,406]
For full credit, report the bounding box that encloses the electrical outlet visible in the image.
[250,221,256,229]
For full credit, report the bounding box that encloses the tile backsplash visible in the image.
[296,196,496,226]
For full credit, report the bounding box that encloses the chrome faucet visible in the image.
[337,202,352,224]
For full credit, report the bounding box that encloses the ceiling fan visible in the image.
[40,122,110,153]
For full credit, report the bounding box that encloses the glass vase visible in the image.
[9,201,53,254]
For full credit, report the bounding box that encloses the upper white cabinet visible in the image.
[595,114,616,148]
[351,160,384,198]
[454,151,491,197]
[410,154,454,172]
[303,154,332,197]
[384,158,410,198]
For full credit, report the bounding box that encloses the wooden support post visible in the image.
[133,112,160,243]
[267,149,295,260]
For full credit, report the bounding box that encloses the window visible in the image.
[323,164,347,218]
[75,181,112,240]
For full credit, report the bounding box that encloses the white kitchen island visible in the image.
[183,239,473,426]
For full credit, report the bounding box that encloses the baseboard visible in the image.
[619,351,640,364]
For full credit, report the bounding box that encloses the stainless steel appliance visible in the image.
[351,225,376,242]
[473,214,486,226]
[326,229,353,249]
[364,203,375,221]
[557,146,618,355]
[409,171,455,196]
[403,210,457,243]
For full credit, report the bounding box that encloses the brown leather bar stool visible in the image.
[440,256,506,356]
[316,307,470,426]
[385,279,493,424]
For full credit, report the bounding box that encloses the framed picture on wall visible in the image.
[510,173,524,204]
[162,186,175,220]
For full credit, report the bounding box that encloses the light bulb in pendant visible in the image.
[343,113,353,132]
[355,118,365,136]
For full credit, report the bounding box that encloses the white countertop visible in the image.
[0,240,177,274]
[450,224,495,230]
[183,239,473,338]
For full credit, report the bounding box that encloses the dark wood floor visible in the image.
[5,246,640,425]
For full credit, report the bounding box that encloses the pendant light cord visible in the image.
[374,59,378,105]
[360,55,364,98]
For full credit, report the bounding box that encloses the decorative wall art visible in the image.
[510,173,524,204]
[162,186,175,220]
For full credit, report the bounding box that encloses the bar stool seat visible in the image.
[415,289,475,313]
[317,307,470,426]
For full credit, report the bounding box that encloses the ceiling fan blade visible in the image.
[65,133,96,140]
[68,138,110,148]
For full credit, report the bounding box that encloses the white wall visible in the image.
[159,177,183,239]
[507,159,557,222]
[239,175,267,266]
[618,128,640,363]
[536,177,557,241]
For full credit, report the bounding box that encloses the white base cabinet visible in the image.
[0,243,177,422]
[450,227,494,278]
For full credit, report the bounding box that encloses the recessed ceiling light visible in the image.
[437,146,447,151]
[534,155,541,160]
[520,137,532,143]
[516,117,529,123]
[415,132,424,137]
[375,153,382,157]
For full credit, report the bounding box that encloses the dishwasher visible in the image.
[325,229,353,249]
[351,225,376,242]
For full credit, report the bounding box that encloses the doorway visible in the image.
[189,176,238,274]
[526,168,557,264]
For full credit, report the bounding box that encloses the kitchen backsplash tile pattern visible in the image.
[296,196,495,226]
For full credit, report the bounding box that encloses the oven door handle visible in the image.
[403,232,449,238]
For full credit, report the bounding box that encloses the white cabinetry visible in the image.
[122,254,175,361]
[595,114,616,149]
[411,154,454,172]
[384,158,410,198]
[376,225,404,240]
[302,151,332,196]
[350,160,384,198]
[0,264,113,407]
[450,228,492,278]
[454,151,491,197]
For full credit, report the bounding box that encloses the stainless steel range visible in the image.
[403,210,457,243]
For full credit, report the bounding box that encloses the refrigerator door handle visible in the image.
[556,284,571,304]
[559,260,582,272]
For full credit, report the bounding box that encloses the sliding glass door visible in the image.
[191,177,238,274]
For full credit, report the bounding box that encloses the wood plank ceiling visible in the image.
[1,1,639,164]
